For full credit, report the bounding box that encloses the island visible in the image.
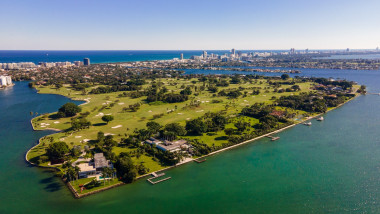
[21,63,364,198]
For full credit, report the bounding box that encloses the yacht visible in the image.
[303,122,312,126]
[317,116,324,121]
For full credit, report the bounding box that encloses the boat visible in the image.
[303,122,312,126]
[317,116,324,121]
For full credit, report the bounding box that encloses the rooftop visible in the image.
[94,153,109,168]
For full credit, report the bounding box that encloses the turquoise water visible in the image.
[1,69,380,213]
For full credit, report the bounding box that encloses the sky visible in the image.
[0,0,379,50]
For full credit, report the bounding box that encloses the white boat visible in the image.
[317,116,324,121]
[303,122,312,126]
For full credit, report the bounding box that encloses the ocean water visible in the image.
[0,50,233,64]
[0,54,379,213]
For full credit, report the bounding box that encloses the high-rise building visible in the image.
[346,48,350,52]
[74,61,83,66]
[231,48,236,56]
[305,48,309,54]
[0,76,12,86]
[83,58,90,66]
[180,53,184,60]
[290,48,296,54]
[376,47,379,52]
[203,51,207,59]
[0,76,7,86]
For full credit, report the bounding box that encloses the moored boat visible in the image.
[317,116,324,121]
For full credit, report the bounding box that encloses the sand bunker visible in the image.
[75,136,82,138]
[95,113,104,117]
[112,125,122,129]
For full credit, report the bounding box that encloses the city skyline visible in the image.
[1,0,379,50]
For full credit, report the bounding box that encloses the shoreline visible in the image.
[25,84,361,198]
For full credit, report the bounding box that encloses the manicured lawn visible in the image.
[70,177,122,195]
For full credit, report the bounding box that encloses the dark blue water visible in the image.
[0,50,234,64]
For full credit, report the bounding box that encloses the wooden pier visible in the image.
[147,172,171,185]
[267,135,280,141]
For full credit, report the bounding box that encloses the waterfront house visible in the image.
[77,153,113,178]
[156,139,188,152]
[144,138,189,153]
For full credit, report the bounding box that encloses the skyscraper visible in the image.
[83,58,90,66]
[231,48,236,56]
[203,51,207,59]
[180,53,184,60]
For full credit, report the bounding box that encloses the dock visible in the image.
[147,172,171,185]
[194,158,207,163]
[267,135,280,141]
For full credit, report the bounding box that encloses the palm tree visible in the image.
[101,169,109,186]
[112,168,117,181]
[74,166,80,183]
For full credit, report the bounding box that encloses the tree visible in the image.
[211,114,228,131]
[102,115,114,124]
[180,87,192,95]
[291,85,301,91]
[234,120,250,132]
[137,163,150,175]
[58,102,81,117]
[358,85,366,94]
[224,128,235,136]
[146,121,162,134]
[186,118,207,135]
[281,74,290,80]
[104,135,117,148]
[164,123,187,136]
[71,145,82,158]
[115,157,137,183]
[46,141,69,161]
[97,131,105,144]
[71,118,91,131]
